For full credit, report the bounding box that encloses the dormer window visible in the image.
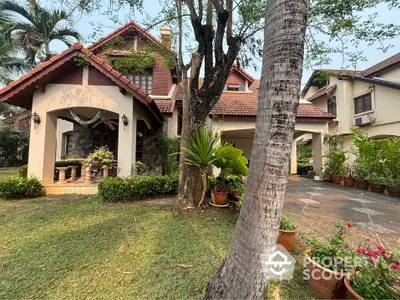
[127,69,153,95]
[225,83,246,92]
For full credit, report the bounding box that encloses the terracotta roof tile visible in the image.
[209,91,333,119]
[249,79,260,92]
[362,52,400,77]
[307,85,336,102]
[154,99,175,114]
[0,42,163,123]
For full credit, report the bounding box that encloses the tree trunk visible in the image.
[204,0,308,298]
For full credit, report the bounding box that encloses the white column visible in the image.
[290,138,297,174]
[117,107,135,177]
[27,112,57,184]
[312,133,324,175]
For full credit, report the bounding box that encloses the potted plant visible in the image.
[369,173,386,193]
[277,214,296,252]
[303,221,353,299]
[345,245,400,300]
[343,165,355,187]
[182,128,220,207]
[83,146,115,181]
[325,149,348,184]
[226,175,245,201]
[354,164,369,190]
[386,176,400,197]
[212,143,248,206]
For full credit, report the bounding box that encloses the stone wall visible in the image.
[69,124,93,158]
[140,123,163,175]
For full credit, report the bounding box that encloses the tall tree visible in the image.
[0,0,81,63]
[204,0,308,298]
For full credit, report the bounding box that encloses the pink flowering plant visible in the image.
[303,221,354,272]
[83,146,114,173]
[349,243,400,299]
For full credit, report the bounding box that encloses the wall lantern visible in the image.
[32,112,41,129]
[121,114,128,127]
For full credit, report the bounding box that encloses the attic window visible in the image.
[225,84,245,92]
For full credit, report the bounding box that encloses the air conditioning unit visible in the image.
[354,115,373,126]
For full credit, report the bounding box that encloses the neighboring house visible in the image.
[0,20,333,193]
[302,53,400,161]
[1,110,30,132]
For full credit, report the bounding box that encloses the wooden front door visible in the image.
[92,122,118,159]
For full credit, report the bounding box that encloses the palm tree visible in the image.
[204,0,309,298]
[0,0,81,63]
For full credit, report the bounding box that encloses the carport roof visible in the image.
[210,91,334,120]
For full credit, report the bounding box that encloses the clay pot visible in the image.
[212,191,228,205]
[343,177,355,187]
[355,179,369,190]
[369,182,385,193]
[332,175,343,184]
[304,254,349,299]
[277,229,296,252]
[386,185,400,197]
[344,278,364,300]
[103,168,109,178]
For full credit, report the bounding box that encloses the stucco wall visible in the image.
[379,65,400,82]
[28,75,154,183]
[55,119,73,160]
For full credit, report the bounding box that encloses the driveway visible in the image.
[284,176,400,247]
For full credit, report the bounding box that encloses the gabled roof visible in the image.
[307,85,336,102]
[88,20,173,54]
[362,52,400,77]
[301,69,360,97]
[249,79,260,92]
[0,43,163,123]
[210,90,334,120]
[231,65,255,85]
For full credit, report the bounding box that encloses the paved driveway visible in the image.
[284,176,400,247]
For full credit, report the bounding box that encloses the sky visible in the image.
[45,0,400,85]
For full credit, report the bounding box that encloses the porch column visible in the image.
[27,112,57,184]
[117,110,136,177]
[312,133,324,175]
[290,138,297,174]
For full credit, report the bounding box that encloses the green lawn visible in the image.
[0,167,19,180]
[0,194,318,299]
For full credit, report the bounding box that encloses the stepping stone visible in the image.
[306,192,324,196]
[298,198,320,204]
[355,222,395,234]
[349,198,373,204]
[312,187,325,190]
[352,207,383,216]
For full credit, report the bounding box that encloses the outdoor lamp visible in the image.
[121,114,128,127]
[32,112,41,128]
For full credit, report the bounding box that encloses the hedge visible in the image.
[97,173,179,202]
[0,177,43,199]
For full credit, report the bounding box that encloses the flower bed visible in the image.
[97,173,178,202]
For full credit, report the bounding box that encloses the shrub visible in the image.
[19,164,28,178]
[98,173,179,202]
[297,163,313,175]
[156,136,180,175]
[0,177,43,199]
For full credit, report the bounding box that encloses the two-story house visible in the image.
[0,20,333,194]
[302,53,400,161]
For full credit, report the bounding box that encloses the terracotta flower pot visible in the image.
[355,179,369,190]
[343,177,355,187]
[212,191,228,205]
[277,229,296,252]
[369,182,385,193]
[344,278,364,300]
[304,253,349,299]
[332,175,343,184]
[386,185,400,197]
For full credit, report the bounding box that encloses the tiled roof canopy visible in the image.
[0,43,163,123]
[209,90,333,120]
[307,85,336,102]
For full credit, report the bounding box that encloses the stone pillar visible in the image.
[85,167,91,184]
[56,167,69,184]
[69,166,77,181]
[312,133,324,175]
[27,112,58,184]
[290,138,297,174]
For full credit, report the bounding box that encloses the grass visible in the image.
[0,167,19,180]
[0,195,319,299]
